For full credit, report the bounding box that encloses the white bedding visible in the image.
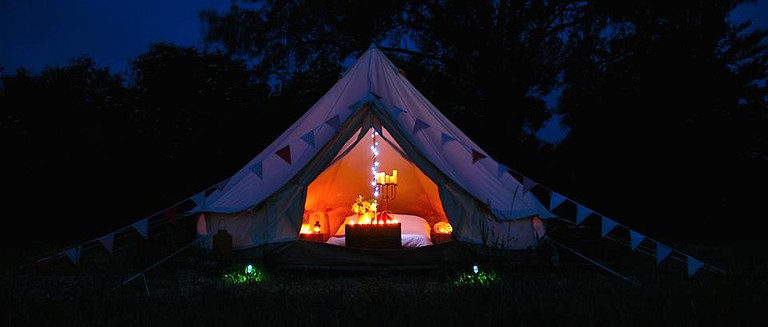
[326,213,433,248]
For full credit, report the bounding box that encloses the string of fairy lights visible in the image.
[370,129,380,200]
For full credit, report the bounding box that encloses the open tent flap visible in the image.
[305,126,448,238]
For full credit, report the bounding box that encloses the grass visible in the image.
[3,241,767,327]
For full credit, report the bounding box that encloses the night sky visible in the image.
[2,1,766,144]
[2,1,766,73]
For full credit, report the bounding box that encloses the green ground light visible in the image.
[222,263,268,285]
[453,268,499,287]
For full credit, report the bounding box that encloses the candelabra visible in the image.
[377,180,397,211]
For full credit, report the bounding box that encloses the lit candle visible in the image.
[392,169,397,184]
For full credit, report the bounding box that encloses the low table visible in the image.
[345,223,401,249]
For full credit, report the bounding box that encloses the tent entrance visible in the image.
[302,126,447,244]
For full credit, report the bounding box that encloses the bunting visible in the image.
[196,213,208,235]
[392,106,406,119]
[440,132,456,146]
[276,145,292,164]
[656,243,672,265]
[163,207,178,224]
[348,100,361,110]
[215,178,229,191]
[687,256,704,277]
[132,218,149,239]
[413,118,430,134]
[522,176,537,194]
[549,192,567,211]
[65,246,81,266]
[301,131,315,147]
[601,216,618,237]
[250,161,263,179]
[99,233,115,253]
[471,150,487,164]
[191,191,206,211]
[325,115,342,131]
[630,230,645,250]
[575,204,592,224]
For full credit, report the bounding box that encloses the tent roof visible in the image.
[200,44,552,221]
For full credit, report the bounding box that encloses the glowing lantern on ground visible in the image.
[433,221,453,234]
[313,221,322,234]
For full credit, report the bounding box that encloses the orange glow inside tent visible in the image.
[304,126,447,237]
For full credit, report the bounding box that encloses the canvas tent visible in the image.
[194,44,554,254]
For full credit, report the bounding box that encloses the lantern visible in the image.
[433,221,453,234]
[313,221,322,233]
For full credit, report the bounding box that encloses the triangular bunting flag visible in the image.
[687,256,704,277]
[197,213,208,235]
[497,163,510,178]
[325,115,341,131]
[98,233,115,253]
[348,100,361,110]
[440,132,456,146]
[575,204,591,224]
[191,191,206,211]
[471,150,487,164]
[250,161,263,179]
[601,216,618,237]
[656,243,672,265]
[215,178,229,191]
[522,176,537,194]
[164,206,178,224]
[630,230,645,250]
[275,145,292,164]
[301,131,315,147]
[549,192,567,211]
[392,106,406,118]
[132,218,149,239]
[65,246,80,266]
[413,118,430,134]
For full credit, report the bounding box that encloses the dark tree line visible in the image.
[2,0,766,249]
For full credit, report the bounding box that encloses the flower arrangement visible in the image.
[351,195,377,214]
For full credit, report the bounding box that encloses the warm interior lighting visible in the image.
[376,169,398,185]
[433,221,453,234]
[313,221,321,234]
[300,223,312,234]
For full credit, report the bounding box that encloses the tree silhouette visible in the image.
[555,0,768,240]
[199,0,595,168]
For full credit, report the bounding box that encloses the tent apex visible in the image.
[369,42,378,49]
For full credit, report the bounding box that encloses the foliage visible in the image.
[351,194,377,214]
[6,243,768,326]
[453,270,499,287]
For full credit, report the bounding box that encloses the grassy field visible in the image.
[3,238,767,327]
